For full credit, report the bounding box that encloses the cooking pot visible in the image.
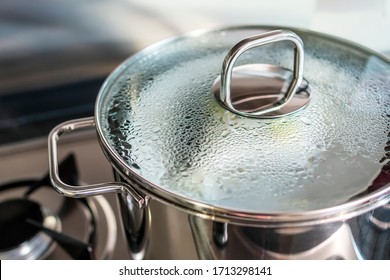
[48,26,390,259]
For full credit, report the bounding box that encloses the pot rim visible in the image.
[95,25,390,227]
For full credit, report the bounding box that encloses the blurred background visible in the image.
[1,0,390,145]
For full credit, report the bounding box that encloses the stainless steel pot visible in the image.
[48,26,390,259]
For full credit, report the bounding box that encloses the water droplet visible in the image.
[300,117,311,125]
[237,167,245,173]
[221,130,230,138]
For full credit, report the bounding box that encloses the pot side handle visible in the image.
[48,117,147,209]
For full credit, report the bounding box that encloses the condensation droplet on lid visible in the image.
[237,167,245,173]
[300,117,311,125]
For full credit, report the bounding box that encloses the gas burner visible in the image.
[0,199,61,260]
[0,154,117,260]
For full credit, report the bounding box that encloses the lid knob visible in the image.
[213,29,312,118]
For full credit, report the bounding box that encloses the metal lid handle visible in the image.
[219,29,305,118]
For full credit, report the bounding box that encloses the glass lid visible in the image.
[96,26,390,213]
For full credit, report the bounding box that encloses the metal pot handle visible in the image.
[48,117,148,209]
[216,29,308,118]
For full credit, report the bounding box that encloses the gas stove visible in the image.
[0,0,133,258]
[0,133,130,260]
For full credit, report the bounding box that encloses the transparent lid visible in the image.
[97,27,390,213]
